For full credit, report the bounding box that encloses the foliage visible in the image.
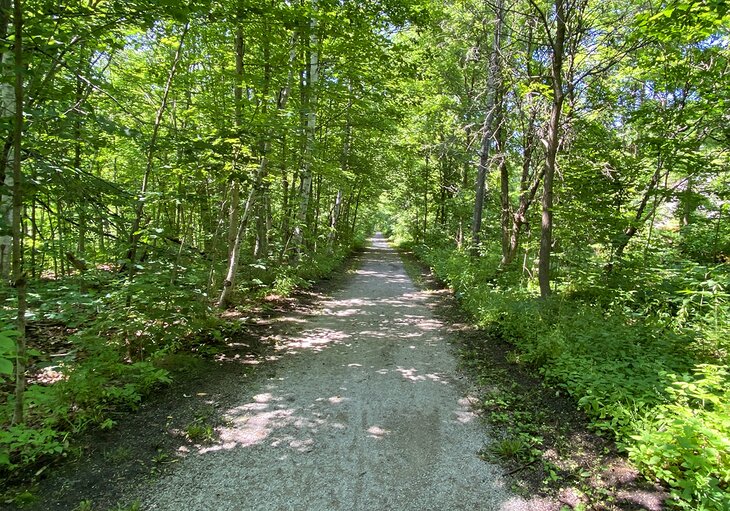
[630,365,730,509]
[0,424,65,472]
[0,326,20,382]
[408,239,730,510]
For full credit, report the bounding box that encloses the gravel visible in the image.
[138,235,534,511]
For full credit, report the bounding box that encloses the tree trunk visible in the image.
[254,27,273,260]
[497,123,510,264]
[126,24,188,303]
[471,0,504,252]
[501,24,540,267]
[292,0,319,255]
[11,0,26,425]
[329,80,352,250]
[423,154,429,238]
[0,0,13,280]
[226,26,245,260]
[537,0,566,299]
[219,30,298,308]
[611,157,663,264]
[74,55,87,257]
[328,188,343,249]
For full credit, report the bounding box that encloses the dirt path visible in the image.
[136,235,531,511]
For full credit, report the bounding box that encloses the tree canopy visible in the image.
[1,0,729,508]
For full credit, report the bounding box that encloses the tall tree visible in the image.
[471,0,505,252]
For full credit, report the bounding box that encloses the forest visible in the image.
[0,0,728,509]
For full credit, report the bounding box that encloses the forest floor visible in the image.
[3,236,666,511]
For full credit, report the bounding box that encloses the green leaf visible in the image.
[0,357,13,375]
[0,337,15,352]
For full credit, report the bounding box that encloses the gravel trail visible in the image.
[139,235,532,511]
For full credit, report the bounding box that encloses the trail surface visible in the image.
[139,235,531,511]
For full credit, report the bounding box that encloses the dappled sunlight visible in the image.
[499,497,558,511]
[274,327,352,353]
[328,307,362,317]
[202,235,462,458]
[272,316,309,324]
[396,366,449,385]
[160,234,527,510]
[367,425,391,439]
[455,397,478,424]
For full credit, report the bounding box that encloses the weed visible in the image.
[74,501,93,511]
[103,446,133,464]
[184,422,214,444]
[488,437,529,460]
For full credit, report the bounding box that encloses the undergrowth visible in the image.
[0,238,365,489]
[408,239,730,510]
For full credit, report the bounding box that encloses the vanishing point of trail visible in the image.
[139,235,533,511]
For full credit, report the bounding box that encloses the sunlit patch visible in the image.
[366,425,390,439]
[274,316,308,324]
[396,366,448,384]
[253,393,273,403]
[327,308,362,317]
[289,439,314,452]
[499,496,559,511]
[275,327,351,353]
[30,366,66,385]
[399,332,425,339]
[617,490,666,511]
[202,405,298,454]
[455,398,477,424]
[333,298,368,307]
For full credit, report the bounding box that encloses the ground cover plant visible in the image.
[1,240,366,489]
[401,238,730,510]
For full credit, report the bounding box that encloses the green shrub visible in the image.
[629,365,730,510]
[1,337,171,478]
[0,424,65,472]
[411,242,730,510]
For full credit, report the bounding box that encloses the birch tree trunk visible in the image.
[11,0,26,425]
[219,30,298,308]
[292,0,319,255]
[0,0,13,279]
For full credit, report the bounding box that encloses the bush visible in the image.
[629,365,730,509]
[411,241,730,510]
[0,424,65,472]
